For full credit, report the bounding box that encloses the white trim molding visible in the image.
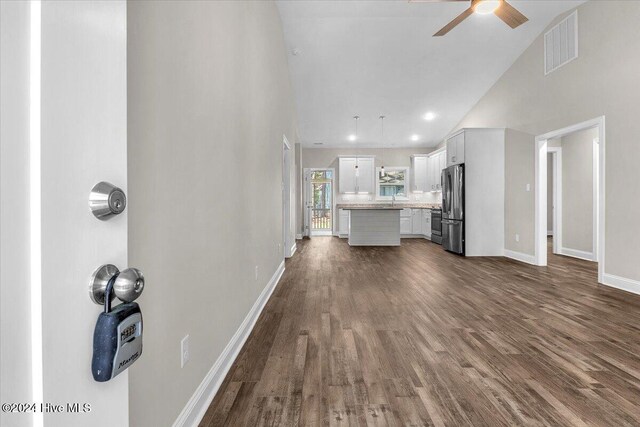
[504,250,537,266]
[287,242,297,258]
[602,273,640,296]
[172,261,286,427]
[548,147,562,255]
[534,116,605,283]
[559,247,596,262]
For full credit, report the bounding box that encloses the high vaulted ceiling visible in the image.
[277,0,584,148]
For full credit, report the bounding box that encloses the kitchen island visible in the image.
[340,206,404,246]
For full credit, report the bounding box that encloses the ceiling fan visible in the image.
[410,0,529,37]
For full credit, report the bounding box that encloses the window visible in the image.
[376,167,408,200]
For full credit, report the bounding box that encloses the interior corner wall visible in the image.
[504,129,536,256]
[453,0,640,282]
[0,2,33,426]
[127,1,297,426]
[561,127,597,254]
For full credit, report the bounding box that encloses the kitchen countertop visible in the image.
[336,203,441,210]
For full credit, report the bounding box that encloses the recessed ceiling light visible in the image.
[411,135,420,142]
[474,0,501,15]
[424,112,436,121]
[348,134,357,141]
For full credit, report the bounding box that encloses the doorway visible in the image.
[535,117,604,283]
[303,168,335,237]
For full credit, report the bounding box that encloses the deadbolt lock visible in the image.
[89,181,126,220]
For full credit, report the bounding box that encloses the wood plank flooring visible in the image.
[200,237,640,426]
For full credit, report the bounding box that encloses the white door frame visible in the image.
[547,147,562,254]
[303,168,336,237]
[282,135,294,258]
[534,116,605,283]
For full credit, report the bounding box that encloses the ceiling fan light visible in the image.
[474,0,501,15]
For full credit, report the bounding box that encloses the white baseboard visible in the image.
[286,242,297,258]
[172,260,286,427]
[559,247,596,262]
[547,231,553,236]
[602,273,640,296]
[504,249,537,265]
[295,233,303,240]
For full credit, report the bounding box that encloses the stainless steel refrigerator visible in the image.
[441,164,464,255]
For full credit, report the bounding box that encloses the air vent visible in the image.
[544,10,578,75]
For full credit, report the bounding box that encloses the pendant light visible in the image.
[353,115,360,177]
[379,115,386,178]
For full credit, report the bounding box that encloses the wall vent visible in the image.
[544,10,578,75]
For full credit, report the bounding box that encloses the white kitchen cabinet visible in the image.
[400,217,412,235]
[338,209,350,237]
[422,209,432,239]
[426,156,434,191]
[411,155,429,193]
[446,132,465,167]
[338,156,375,194]
[425,149,445,192]
[339,158,357,193]
[411,209,422,234]
[432,155,440,191]
[400,208,412,235]
[437,151,446,190]
[356,157,375,194]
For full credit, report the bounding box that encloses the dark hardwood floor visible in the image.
[200,237,640,426]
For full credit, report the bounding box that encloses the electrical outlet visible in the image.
[278,242,282,253]
[255,265,259,280]
[181,335,190,368]
[526,183,531,192]
[515,234,520,242]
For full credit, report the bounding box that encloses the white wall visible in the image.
[504,129,536,255]
[547,153,554,235]
[127,1,297,426]
[455,1,640,282]
[562,127,596,253]
[0,2,32,426]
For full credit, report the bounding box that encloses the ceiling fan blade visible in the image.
[433,7,474,36]
[494,0,529,29]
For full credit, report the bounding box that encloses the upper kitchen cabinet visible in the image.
[338,156,375,193]
[357,157,375,193]
[410,155,429,193]
[446,131,465,167]
[424,149,446,192]
[339,157,357,193]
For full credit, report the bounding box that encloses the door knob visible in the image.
[89,264,145,305]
